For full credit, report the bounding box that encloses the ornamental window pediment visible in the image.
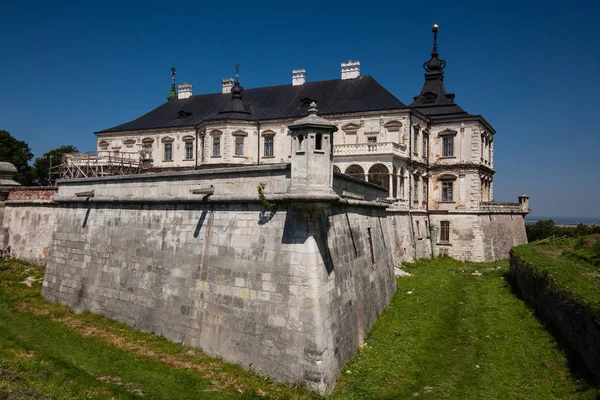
[438,174,457,181]
[342,123,360,134]
[209,129,223,136]
[123,139,136,148]
[262,130,276,137]
[383,120,402,131]
[232,129,248,137]
[181,135,195,142]
[98,140,110,149]
[160,136,174,143]
[438,129,457,136]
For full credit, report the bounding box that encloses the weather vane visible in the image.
[170,66,177,83]
[235,63,240,82]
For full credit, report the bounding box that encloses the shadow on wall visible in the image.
[282,208,334,275]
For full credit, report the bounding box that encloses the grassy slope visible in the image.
[0,258,598,399]
[331,259,599,399]
[512,237,600,320]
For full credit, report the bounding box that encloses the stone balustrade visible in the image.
[333,142,406,156]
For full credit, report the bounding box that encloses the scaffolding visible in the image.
[48,151,142,185]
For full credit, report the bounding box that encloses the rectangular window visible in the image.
[164,143,172,161]
[440,221,450,242]
[235,137,244,156]
[367,136,377,143]
[184,142,193,160]
[422,178,428,205]
[416,221,421,237]
[413,129,419,155]
[423,134,428,161]
[442,136,454,157]
[213,137,221,157]
[264,136,274,157]
[442,181,453,202]
[413,179,419,203]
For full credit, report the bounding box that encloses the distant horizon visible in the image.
[526,215,600,223]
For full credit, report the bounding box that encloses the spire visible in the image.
[410,24,458,108]
[423,24,446,75]
[230,62,243,100]
[166,66,177,101]
[217,62,251,117]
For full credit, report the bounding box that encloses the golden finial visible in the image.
[433,24,439,31]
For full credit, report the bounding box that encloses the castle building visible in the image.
[94,25,529,261]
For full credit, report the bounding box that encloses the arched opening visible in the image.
[333,165,341,174]
[368,164,389,189]
[345,164,365,180]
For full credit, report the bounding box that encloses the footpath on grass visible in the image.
[0,257,598,399]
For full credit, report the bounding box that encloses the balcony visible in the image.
[334,142,406,157]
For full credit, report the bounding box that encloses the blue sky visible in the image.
[1,0,598,218]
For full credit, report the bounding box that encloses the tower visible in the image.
[288,102,338,195]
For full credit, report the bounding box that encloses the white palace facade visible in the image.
[94,26,529,261]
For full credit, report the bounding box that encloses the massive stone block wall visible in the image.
[430,213,527,261]
[41,166,396,394]
[3,188,58,265]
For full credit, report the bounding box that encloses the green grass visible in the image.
[331,258,599,399]
[0,257,598,399]
[512,235,600,320]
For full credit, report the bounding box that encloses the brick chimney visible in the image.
[292,69,306,86]
[222,78,234,94]
[341,60,360,80]
[177,83,192,99]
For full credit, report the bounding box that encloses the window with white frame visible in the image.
[235,137,244,156]
[367,136,377,143]
[422,134,428,161]
[442,136,454,157]
[164,143,172,161]
[422,178,428,205]
[212,136,221,157]
[184,142,193,160]
[413,128,420,155]
[440,221,450,242]
[413,177,419,203]
[442,181,453,202]
[264,135,274,157]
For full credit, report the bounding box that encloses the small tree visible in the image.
[33,145,79,186]
[0,130,34,185]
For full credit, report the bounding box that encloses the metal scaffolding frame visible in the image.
[48,151,142,185]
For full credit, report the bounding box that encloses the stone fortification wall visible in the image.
[479,214,527,261]
[57,164,291,199]
[430,212,527,261]
[332,172,388,202]
[3,187,58,265]
[42,166,396,394]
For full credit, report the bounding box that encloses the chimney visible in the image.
[222,78,234,94]
[177,83,192,99]
[341,60,360,80]
[292,69,306,86]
